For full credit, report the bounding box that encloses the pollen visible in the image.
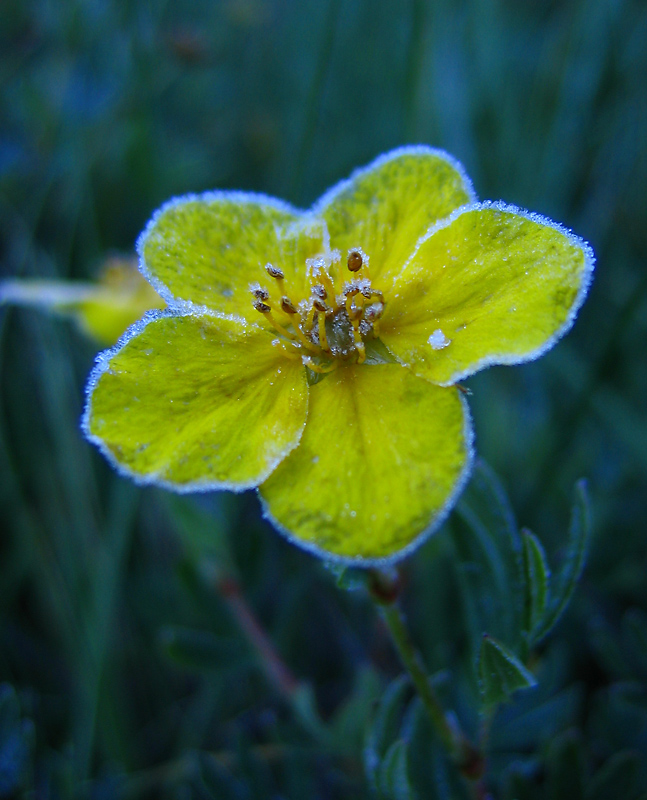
[251,244,385,373]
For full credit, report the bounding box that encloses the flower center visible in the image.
[251,247,385,374]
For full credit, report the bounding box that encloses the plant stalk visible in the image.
[368,569,483,781]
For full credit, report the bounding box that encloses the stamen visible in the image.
[302,303,317,337]
[293,328,321,353]
[363,302,384,322]
[265,263,284,280]
[254,303,305,347]
[302,356,338,374]
[347,249,363,272]
[347,309,366,363]
[280,296,298,315]
[271,339,301,360]
[317,311,330,352]
[344,289,360,321]
[312,296,330,314]
[256,243,383,370]
[364,301,384,337]
[251,285,270,301]
[313,265,337,302]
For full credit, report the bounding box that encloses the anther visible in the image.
[313,297,329,314]
[253,300,271,314]
[312,284,327,300]
[347,249,363,272]
[280,296,297,314]
[251,286,270,301]
[265,263,284,280]
[311,263,337,302]
[364,302,384,321]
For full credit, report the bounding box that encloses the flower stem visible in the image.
[216,573,300,700]
[205,563,330,743]
[368,570,483,781]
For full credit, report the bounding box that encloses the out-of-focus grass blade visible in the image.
[533,480,590,644]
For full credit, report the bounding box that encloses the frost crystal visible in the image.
[428,329,450,350]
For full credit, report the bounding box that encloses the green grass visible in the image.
[1,0,646,797]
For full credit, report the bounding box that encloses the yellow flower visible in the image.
[83,147,594,564]
[0,256,165,345]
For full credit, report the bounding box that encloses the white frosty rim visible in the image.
[311,144,477,214]
[257,390,475,568]
[82,305,308,494]
[137,146,477,309]
[136,190,309,308]
[386,199,596,387]
[83,148,594,568]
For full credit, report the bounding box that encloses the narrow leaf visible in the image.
[587,751,640,800]
[534,480,590,643]
[455,460,524,648]
[160,626,241,670]
[545,731,585,800]
[478,635,537,710]
[622,608,647,678]
[521,529,550,641]
[379,740,414,800]
[364,676,410,791]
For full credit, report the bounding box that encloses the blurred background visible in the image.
[1,0,646,797]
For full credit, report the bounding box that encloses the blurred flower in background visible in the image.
[1,0,646,797]
[0,255,165,344]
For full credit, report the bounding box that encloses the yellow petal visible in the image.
[84,311,308,490]
[314,146,475,286]
[259,364,473,563]
[380,203,594,386]
[138,193,326,321]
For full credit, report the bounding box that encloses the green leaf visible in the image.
[364,337,398,365]
[379,740,415,800]
[533,480,590,644]
[622,608,647,678]
[478,635,537,710]
[196,751,250,800]
[545,731,585,800]
[587,751,640,800]
[291,684,330,743]
[0,685,33,797]
[160,626,242,670]
[365,676,411,792]
[521,529,550,642]
[329,667,382,751]
[165,494,234,566]
[324,562,369,592]
[454,460,525,650]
